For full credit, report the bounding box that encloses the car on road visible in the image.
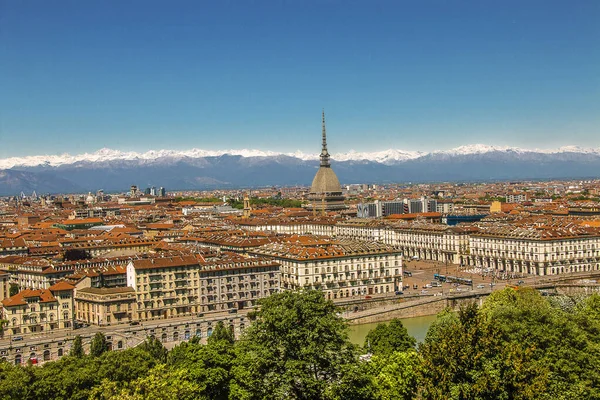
[476,284,486,289]
[420,289,428,294]
[11,336,23,341]
[394,291,404,295]
[423,284,432,289]
[365,295,372,299]
[517,280,525,285]
[129,321,140,326]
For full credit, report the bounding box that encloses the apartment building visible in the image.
[0,238,28,256]
[250,237,402,299]
[238,219,472,265]
[469,223,600,275]
[75,287,136,326]
[126,253,280,322]
[1,281,75,335]
[0,256,130,290]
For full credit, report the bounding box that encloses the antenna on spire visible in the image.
[320,109,330,167]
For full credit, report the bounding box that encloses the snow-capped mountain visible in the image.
[2,144,600,170]
[1,144,600,194]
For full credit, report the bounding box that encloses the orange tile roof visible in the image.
[2,289,57,307]
[59,218,103,225]
[48,281,75,291]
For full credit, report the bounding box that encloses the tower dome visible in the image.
[307,111,346,212]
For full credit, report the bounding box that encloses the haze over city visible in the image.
[1,0,599,158]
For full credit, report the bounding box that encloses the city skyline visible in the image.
[2,1,599,158]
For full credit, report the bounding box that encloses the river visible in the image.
[347,314,438,346]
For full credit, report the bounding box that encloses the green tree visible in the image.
[138,336,168,363]
[369,350,419,400]
[166,327,236,400]
[419,303,547,400]
[90,364,202,400]
[480,288,600,399]
[208,321,235,345]
[363,318,416,356]
[230,290,359,400]
[0,361,33,399]
[90,332,108,357]
[9,283,19,297]
[70,335,85,358]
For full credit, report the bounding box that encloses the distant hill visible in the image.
[1,145,600,195]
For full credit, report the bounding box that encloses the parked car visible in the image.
[12,336,23,341]
[394,291,404,295]
[423,284,432,289]
[365,295,372,299]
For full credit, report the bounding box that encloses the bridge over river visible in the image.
[341,270,600,325]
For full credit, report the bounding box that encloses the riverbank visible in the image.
[347,314,438,346]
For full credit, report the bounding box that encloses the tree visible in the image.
[419,303,547,400]
[90,332,108,357]
[167,329,236,400]
[207,321,234,345]
[90,364,202,400]
[363,318,416,356]
[230,290,359,400]
[0,319,8,338]
[70,335,85,358]
[9,283,19,297]
[138,336,167,363]
[369,350,419,400]
[480,288,600,399]
[64,249,90,261]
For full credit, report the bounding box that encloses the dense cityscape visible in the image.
[0,116,599,398]
[3,1,599,399]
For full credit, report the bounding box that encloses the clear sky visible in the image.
[1,0,599,158]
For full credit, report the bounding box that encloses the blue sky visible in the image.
[1,0,599,158]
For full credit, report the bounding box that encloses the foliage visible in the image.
[369,350,420,400]
[138,336,167,363]
[70,335,84,358]
[228,197,304,210]
[230,290,358,400]
[174,196,222,203]
[419,303,547,400]
[90,332,109,357]
[207,321,235,346]
[363,318,416,356]
[480,288,600,399]
[63,249,91,261]
[9,283,19,297]
[167,328,236,400]
[1,288,599,400]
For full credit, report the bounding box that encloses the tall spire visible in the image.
[320,109,330,167]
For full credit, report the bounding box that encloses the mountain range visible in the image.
[1,144,600,195]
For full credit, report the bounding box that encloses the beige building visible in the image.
[469,223,600,275]
[126,253,280,322]
[0,271,10,303]
[75,287,136,326]
[1,281,75,336]
[250,236,402,299]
